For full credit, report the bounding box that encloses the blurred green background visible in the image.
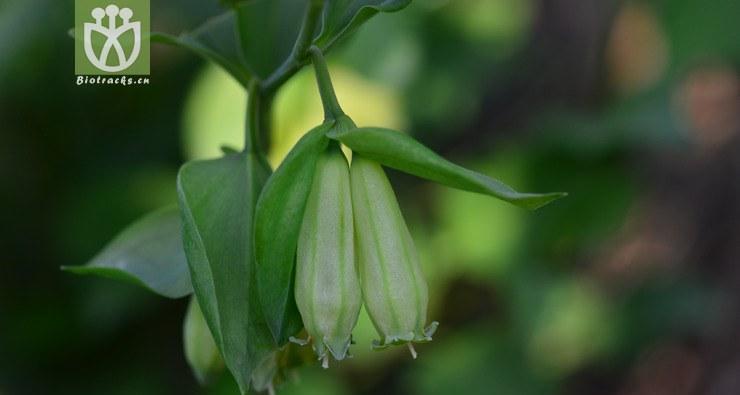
[2,0,739,394]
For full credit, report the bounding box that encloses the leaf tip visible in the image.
[61,265,89,274]
[522,192,568,211]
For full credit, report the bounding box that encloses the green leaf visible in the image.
[62,207,192,299]
[154,0,411,90]
[151,12,253,88]
[235,0,413,77]
[177,152,276,394]
[219,0,245,7]
[235,0,307,80]
[329,127,567,210]
[155,0,308,87]
[254,122,334,344]
[315,0,412,50]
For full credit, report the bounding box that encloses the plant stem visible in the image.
[309,46,344,120]
[262,0,324,93]
[245,81,273,157]
[247,0,322,158]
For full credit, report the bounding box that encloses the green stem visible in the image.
[245,81,273,157]
[309,46,344,120]
[262,0,324,93]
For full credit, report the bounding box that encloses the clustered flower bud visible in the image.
[294,145,437,366]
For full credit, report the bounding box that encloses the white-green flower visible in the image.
[183,297,223,384]
[350,155,437,357]
[294,146,361,367]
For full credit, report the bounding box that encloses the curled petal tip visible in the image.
[289,336,310,346]
[424,321,439,338]
[371,339,387,350]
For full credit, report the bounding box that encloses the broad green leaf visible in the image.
[154,0,411,89]
[235,0,307,80]
[62,207,192,299]
[233,0,412,81]
[329,127,567,210]
[184,296,224,385]
[219,0,245,7]
[315,0,412,50]
[151,12,253,87]
[254,122,334,344]
[177,152,275,394]
[155,0,307,85]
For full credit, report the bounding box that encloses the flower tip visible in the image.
[424,321,439,338]
[324,336,352,361]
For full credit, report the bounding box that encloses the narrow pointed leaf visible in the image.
[177,152,275,394]
[315,0,412,50]
[330,127,567,210]
[254,122,334,344]
[62,207,192,299]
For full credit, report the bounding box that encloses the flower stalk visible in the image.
[309,46,345,121]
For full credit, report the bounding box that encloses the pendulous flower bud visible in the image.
[183,297,224,384]
[294,145,361,367]
[350,155,437,357]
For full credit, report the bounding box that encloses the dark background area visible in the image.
[1,0,739,394]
